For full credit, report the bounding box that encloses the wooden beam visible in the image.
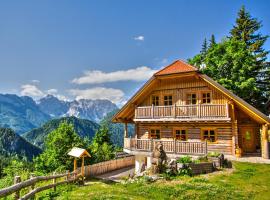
[262,124,269,159]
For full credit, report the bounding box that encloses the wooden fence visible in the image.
[0,171,78,200]
[77,156,135,177]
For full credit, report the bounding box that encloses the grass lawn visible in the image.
[51,162,270,200]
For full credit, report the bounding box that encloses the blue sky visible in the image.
[0,0,269,105]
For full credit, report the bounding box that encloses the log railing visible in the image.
[135,104,229,120]
[124,138,207,155]
[0,171,78,200]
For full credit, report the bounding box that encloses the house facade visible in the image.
[112,60,270,173]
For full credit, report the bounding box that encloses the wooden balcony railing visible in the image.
[124,138,207,155]
[134,104,229,121]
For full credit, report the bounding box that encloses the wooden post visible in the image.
[174,104,176,118]
[29,173,35,200]
[151,104,154,118]
[81,156,85,185]
[124,122,128,138]
[53,172,56,192]
[14,176,21,200]
[66,170,70,181]
[262,124,269,159]
[74,158,77,172]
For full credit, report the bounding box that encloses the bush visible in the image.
[176,156,192,164]
[207,152,221,157]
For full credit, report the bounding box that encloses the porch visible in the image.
[134,104,230,121]
[124,138,208,156]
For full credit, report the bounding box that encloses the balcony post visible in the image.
[174,138,177,154]
[151,104,154,118]
[124,122,128,138]
[226,103,229,118]
[174,104,176,118]
[198,103,201,118]
[205,140,208,155]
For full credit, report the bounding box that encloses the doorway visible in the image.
[241,127,256,153]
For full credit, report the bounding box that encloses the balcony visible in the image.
[124,138,207,156]
[134,104,230,122]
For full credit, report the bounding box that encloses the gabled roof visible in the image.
[68,147,91,158]
[155,60,198,75]
[112,59,270,124]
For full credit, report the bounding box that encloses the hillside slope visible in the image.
[22,116,100,149]
[0,127,42,160]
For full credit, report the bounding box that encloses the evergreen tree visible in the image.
[209,34,216,48]
[34,122,85,173]
[200,38,208,57]
[230,5,270,102]
[189,6,269,112]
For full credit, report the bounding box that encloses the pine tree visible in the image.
[230,5,270,104]
[209,34,216,48]
[200,38,208,57]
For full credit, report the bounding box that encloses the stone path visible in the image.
[95,166,135,182]
[226,155,270,164]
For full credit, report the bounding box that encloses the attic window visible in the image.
[187,93,197,105]
[152,95,159,106]
[164,95,172,106]
[202,92,211,104]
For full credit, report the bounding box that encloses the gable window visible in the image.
[152,95,159,106]
[150,129,161,139]
[202,92,211,104]
[164,95,172,106]
[187,93,197,105]
[201,129,216,142]
[175,129,187,141]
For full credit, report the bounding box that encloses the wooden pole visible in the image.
[29,173,35,200]
[81,157,85,185]
[13,176,21,200]
[124,122,128,138]
[52,172,56,192]
[74,158,77,172]
[262,124,269,159]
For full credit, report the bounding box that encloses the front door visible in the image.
[241,127,255,153]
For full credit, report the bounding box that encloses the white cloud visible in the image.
[47,89,58,94]
[69,87,125,104]
[134,35,144,41]
[31,80,40,84]
[72,66,157,85]
[20,84,44,97]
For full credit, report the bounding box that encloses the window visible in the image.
[150,129,161,139]
[202,92,211,104]
[175,129,187,141]
[202,129,216,142]
[164,95,172,106]
[152,95,159,106]
[187,93,197,105]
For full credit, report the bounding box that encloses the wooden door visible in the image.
[241,128,255,153]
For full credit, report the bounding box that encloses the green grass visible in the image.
[41,162,270,200]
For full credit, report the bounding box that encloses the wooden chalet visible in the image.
[112,60,270,173]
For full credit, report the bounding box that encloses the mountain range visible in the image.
[0,94,117,134]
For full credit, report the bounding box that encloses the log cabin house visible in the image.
[112,60,270,173]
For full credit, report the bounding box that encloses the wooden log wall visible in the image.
[140,77,228,106]
[137,122,233,155]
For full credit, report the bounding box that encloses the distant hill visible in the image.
[22,116,100,149]
[100,109,134,147]
[38,95,118,122]
[0,127,42,160]
[0,94,51,134]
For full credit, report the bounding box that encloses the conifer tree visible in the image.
[209,34,216,48]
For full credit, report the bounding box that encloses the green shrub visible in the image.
[207,152,221,157]
[176,156,192,164]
